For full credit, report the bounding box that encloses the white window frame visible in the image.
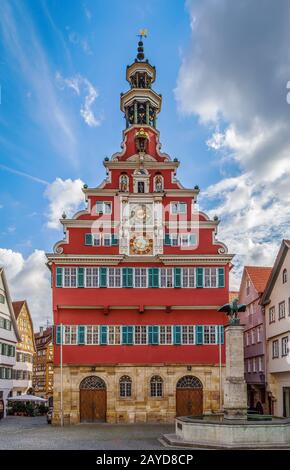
[160,268,173,288]
[204,268,218,288]
[257,326,262,343]
[108,268,122,288]
[96,201,112,215]
[134,268,148,288]
[86,326,99,345]
[203,325,217,344]
[108,325,121,345]
[246,331,250,347]
[269,306,275,323]
[170,202,187,215]
[134,325,147,344]
[159,326,172,344]
[92,234,101,246]
[278,301,286,320]
[170,233,179,246]
[103,233,112,246]
[85,267,99,288]
[63,267,77,288]
[281,336,289,357]
[272,339,279,358]
[251,329,255,345]
[64,325,77,345]
[182,268,195,288]
[252,357,256,373]
[181,325,195,344]
[247,359,251,373]
[258,356,263,372]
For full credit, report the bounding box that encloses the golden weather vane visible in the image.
[138,28,148,40]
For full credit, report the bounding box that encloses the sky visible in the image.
[1,0,290,328]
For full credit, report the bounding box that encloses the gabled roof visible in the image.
[261,240,290,305]
[12,300,36,351]
[245,266,272,294]
[12,300,26,319]
[0,268,21,342]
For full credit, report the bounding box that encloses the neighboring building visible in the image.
[47,39,233,425]
[33,327,53,401]
[261,240,290,417]
[239,266,272,413]
[0,268,20,418]
[12,301,36,396]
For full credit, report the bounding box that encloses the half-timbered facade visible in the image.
[47,39,233,424]
[12,301,36,396]
[33,327,53,400]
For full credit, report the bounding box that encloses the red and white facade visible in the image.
[47,41,233,424]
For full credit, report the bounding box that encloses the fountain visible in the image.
[162,300,290,449]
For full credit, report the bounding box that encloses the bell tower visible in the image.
[121,31,162,129]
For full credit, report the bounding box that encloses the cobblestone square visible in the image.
[0,417,175,450]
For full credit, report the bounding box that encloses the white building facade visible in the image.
[261,240,290,417]
[0,268,20,418]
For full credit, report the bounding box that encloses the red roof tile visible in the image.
[12,300,26,319]
[245,266,272,294]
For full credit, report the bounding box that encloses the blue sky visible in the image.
[1,0,290,326]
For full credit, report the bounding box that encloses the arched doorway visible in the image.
[79,376,106,422]
[176,376,203,417]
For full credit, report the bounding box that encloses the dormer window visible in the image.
[96,201,112,215]
[133,168,149,193]
[283,268,287,284]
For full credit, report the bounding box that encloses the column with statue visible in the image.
[218,299,248,420]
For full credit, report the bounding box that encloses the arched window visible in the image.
[80,376,106,390]
[150,375,163,397]
[176,376,203,389]
[119,375,132,398]
[282,269,287,284]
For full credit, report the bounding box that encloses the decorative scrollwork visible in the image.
[80,376,106,390]
[54,245,64,254]
[176,376,203,389]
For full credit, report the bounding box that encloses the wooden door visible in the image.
[80,389,106,422]
[176,388,203,417]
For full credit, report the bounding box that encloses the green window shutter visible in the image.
[148,326,159,344]
[85,233,93,246]
[78,326,85,345]
[56,267,63,287]
[148,268,159,288]
[56,325,62,345]
[189,233,196,246]
[122,268,133,288]
[96,201,103,213]
[100,326,107,345]
[99,267,107,287]
[196,268,204,288]
[127,326,133,344]
[111,234,119,246]
[218,267,225,288]
[173,326,181,345]
[218,325,224,344]
[164,233,171,246]
[195,325,203,345]
[174,268,181,288]
[122,326,128,344]
[78,267,85,287]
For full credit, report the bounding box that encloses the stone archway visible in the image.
[176,375,203,417]
[79,376,106,422]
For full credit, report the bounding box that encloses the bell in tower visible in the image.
[120,30,162,131]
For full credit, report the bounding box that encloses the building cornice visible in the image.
[158,254,234,265]
[57,304,222,311]
[102,161,179,170]
[46,254,125,266]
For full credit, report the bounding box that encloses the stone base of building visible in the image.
[52,364,224,425]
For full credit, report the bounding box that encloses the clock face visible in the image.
[129,203,153,226]
[130,233,153,255]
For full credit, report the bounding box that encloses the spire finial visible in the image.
[136,28,148,61]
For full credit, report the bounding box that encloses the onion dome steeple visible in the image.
[121,30,162,130]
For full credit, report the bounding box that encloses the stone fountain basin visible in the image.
[162,415,290,449]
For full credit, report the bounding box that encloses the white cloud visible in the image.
[0,248,51,329]
[56,72,101,127]
[0,0,79,167]
[68,30,92,55]
[44,177,85,229]
[176,0,290,288]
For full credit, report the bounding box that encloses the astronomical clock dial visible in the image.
[130,233,153,255]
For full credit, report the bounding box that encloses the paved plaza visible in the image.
[0,416,175,450]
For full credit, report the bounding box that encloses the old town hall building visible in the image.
[47,39,233,424]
